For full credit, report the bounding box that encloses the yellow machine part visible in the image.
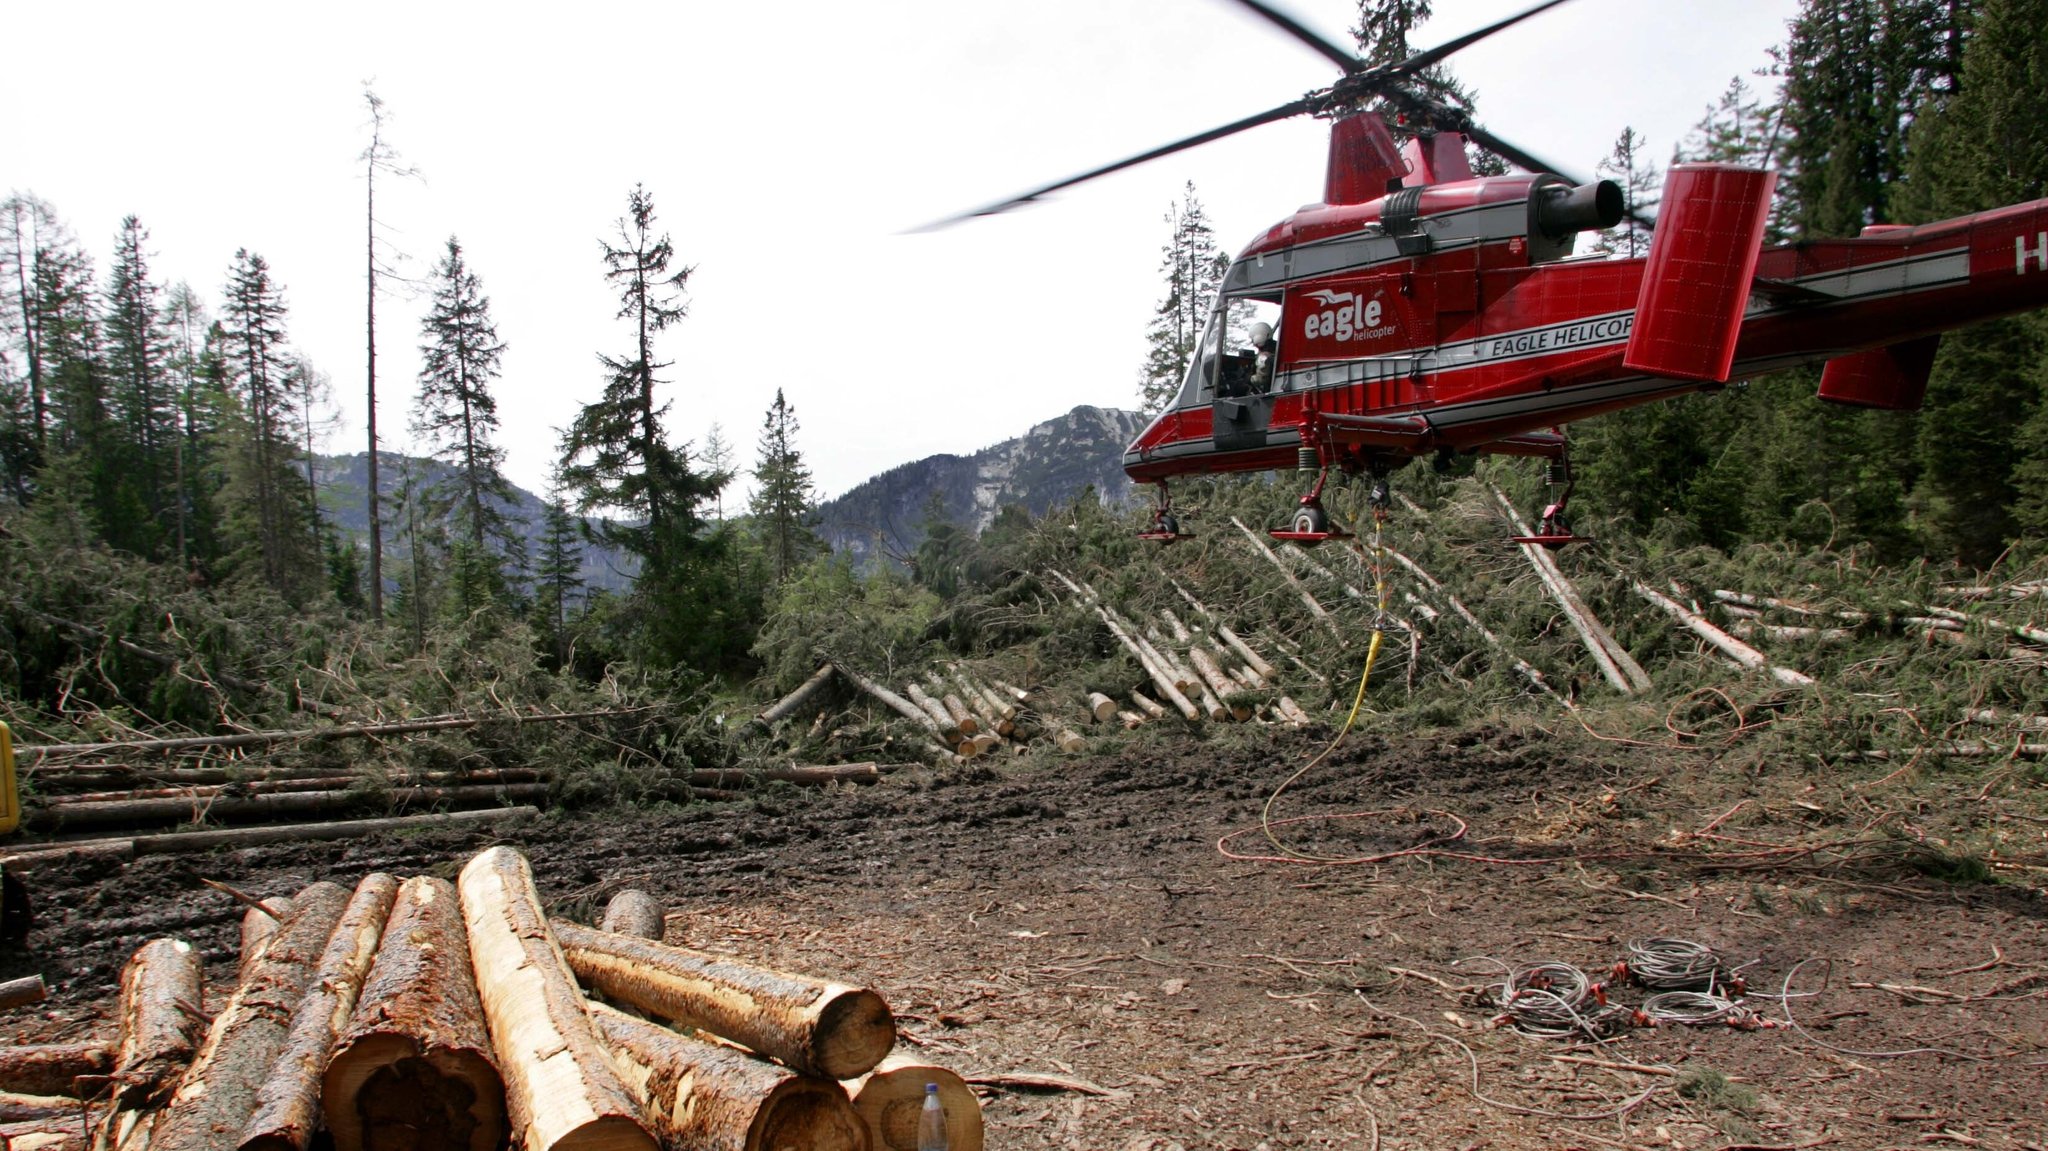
[0,721,18,834]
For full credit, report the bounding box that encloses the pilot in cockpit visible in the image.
[1248,321,1276,393]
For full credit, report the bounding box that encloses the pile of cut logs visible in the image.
[0,847,981,1151]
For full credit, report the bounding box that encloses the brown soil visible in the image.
[7,725,2046,1150]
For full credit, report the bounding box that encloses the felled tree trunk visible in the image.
[240,898,293,975]
[323,876,505,1151]
[599,891,665,941]
[756,663,836,727]
[0,976,48,1011]
[842,1055,984,1151]
[0,1044,113,1098]
[590,1005,868,1151]
[457,848,654,1151]
[239,874,400,1151]
[552,923,894,1081]
[149,882,352,1151]
[1084,693,1117,723]
[108,937,203,1113]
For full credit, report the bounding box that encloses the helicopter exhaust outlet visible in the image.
[1532,180,1625,238]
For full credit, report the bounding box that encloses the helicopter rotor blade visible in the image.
[1223,0,1363,73]
[910,96,1315,231]
[1368,0,1576,84]
[1457,123,1583,184]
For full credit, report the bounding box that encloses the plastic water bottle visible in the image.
[917,1081,948,1151]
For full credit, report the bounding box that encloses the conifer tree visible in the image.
[2,194,62,453]
[103,216,176,552]
[531,476,587,668]
[219,249,319,597]
[748,388,822,585]
[1587,128,1659,258]
[560,185,735,669]
[1890,0,2047,560]
[560,185,715,573]
[414,236,520,608]
[1139,182,1224,413]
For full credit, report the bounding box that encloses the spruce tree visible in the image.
[1587,128,1659,258]
[748,388,822,585]
[559,185,733,669]
[560,185,714,573]
[414,236,520,609]
[1139,182,1224,413]
[1891,0,2047,560]
[103,216,176,554]
[531,476,587,669]
[219,249,319,597]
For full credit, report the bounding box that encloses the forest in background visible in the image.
[3,0,2047,772]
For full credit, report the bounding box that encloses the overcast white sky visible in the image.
[4,0,1799,504]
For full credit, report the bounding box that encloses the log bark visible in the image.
[110,938,203,1110]
[1116,710,1146,729]
[589,1004,868,1151]
[757,663,837,727]
[17,709,632,765]
[0,1094,81,1122]
[1187,649,1250,720]
[599,891,665,942]
[456,848,654,1151]
[1128,691,1167,720]
[1168,577,1282,682]
[1047,724,1086,753]
[0,1045,112,1099]
[0,977,48,1011]
[1084,693,1117,723]
[1229,517,1346,644]
[936,693,978,737]
[239,874,401,1151]
[1633,581,1815,687]
[842,1054,984,1151]
[1384,547,1569,708]
[1493,487,1651,695]
[680,763,886,789]
[1045,571,1201,720]
[149,882,352,1151]
[240,899,293,976]
[324,876,505,1151]
[28,784,549,831]
[5,1116,87,1151]
[831,664,940,735]
[3,807,542,867]
[552,922,895,1081]
[901,684,960,736]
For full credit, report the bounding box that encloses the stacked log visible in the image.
[843,1055,985,1151]
[3,846,973,1151]
[323,876,504,1151]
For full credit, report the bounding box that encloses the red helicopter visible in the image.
[941,0,2048,545]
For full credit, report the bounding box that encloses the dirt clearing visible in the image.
[8,724,2045,1150]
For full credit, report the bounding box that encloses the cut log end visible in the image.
[750,1079,871,1151]
[846,1058,984,1151]
[813,988,897,1082]
[599,890,665,942]
[324,1038,507,1151]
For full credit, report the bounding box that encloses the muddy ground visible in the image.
[7,723,2046,1150]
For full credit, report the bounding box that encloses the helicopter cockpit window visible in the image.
[1174,296,1284,410]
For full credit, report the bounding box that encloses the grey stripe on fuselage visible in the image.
[1223,200,1526,294]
